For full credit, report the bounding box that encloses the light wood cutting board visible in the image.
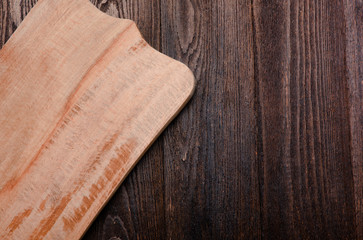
[0,0,195,239]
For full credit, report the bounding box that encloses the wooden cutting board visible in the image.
[0,0,195,239]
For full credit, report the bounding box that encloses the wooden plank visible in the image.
[0,0,195,239]
[160,0,260,239]
[344,0,363,238]
[252,0,358,238]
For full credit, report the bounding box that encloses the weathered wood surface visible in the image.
[1,0,362,239]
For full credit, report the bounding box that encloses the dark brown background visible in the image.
[1,0,362,239]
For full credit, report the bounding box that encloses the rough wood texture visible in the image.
[1,0,362,239]
[0,0,194,239]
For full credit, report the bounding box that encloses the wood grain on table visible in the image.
[1,0,362,239]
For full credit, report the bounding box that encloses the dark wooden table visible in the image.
[1,0,362,239]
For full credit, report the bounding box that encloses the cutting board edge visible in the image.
[78,65,195,240]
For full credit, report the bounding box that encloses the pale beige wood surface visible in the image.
[0,0,195,239]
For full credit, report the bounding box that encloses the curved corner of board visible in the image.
[86,0,195,97]
[85,2,197,105]
[168,59,196,103]
[141,34,196,105]
[126,21,196,106]
[121,19,196,103]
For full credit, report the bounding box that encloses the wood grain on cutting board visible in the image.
[0,0,195,239]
